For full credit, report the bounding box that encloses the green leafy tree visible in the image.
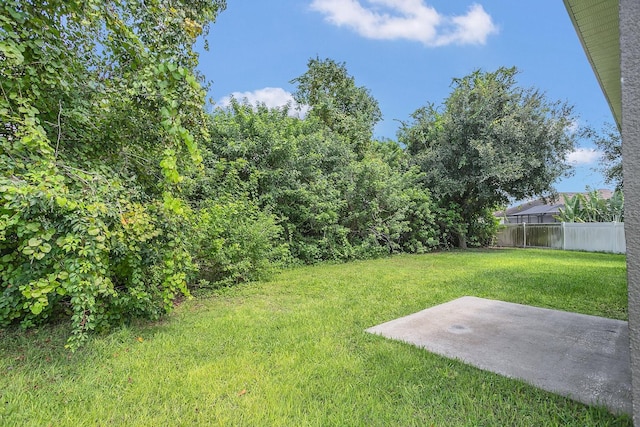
[340,140,438,255]
[0,0,226,348]
[291,57,382,156]
[208,100,355,262]
[206,100,438,262]
[584,123,622,190]
[399,67,577,248]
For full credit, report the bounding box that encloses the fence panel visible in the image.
[524,223,563,249]
[495,222,626,254]
[563,222,626,254]
[496,224,524,247]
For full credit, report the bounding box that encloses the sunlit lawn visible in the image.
[0,249,631,426]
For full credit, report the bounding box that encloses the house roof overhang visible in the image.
[511,204,563,217]
[563,0,621,130]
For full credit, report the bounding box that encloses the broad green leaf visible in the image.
[30,301,44,315]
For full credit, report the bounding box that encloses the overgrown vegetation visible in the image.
[556,189,624,222]
[399,67,578,248]
[0,250,630,426]
[0,0,227,348]
[206,100,438,263]
[1,4,580,346]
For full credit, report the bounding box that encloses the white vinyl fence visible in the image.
[496,222,626,254]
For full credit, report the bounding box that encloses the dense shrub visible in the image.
[191,199,288,287]
[0,0,226,348]
[0,173,194,348]
[206,102,440,263]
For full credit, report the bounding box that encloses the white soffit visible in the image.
[563,0,621,129]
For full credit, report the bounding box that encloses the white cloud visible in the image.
[566,119,580,134]
[566,148,602,165]
[218,87,308,117]
[309,0,498,46]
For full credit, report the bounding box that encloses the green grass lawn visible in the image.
[0,249,631,426]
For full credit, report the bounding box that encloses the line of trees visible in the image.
[0,2,580,347]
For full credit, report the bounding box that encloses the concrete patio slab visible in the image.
[366,296,631,415]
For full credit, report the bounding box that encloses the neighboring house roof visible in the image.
[502,199,548,217]
[496,189,614,218]
[563,0,621,129]
[511,204,564,217]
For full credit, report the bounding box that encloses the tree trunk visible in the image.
[458,232,468,249]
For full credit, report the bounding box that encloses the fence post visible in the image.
[523,222,526,248]
[562,222,566,250]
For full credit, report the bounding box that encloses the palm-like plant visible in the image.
[555,189,624,222]
[556,193,584,222]
[581,189,607,222]
[607,190,625,222]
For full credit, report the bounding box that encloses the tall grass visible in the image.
[0,249,630,426]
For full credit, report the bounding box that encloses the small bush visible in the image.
[191,198,289,287]
[0,174,193,350]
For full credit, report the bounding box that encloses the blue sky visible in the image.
[196,0,616,193]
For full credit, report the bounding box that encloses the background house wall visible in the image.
[620,0,640,423]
